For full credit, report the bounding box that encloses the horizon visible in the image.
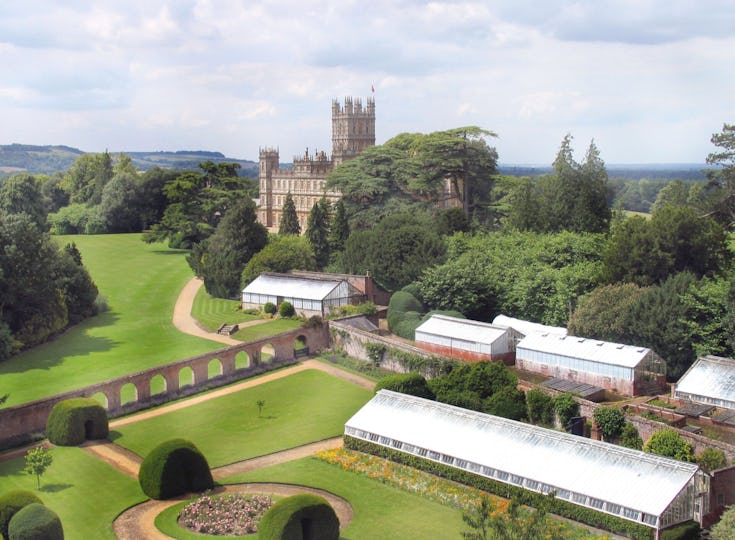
[0,2,733,165]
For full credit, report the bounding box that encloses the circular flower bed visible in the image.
[179,492,273,535]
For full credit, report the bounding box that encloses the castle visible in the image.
[257,96,376,231]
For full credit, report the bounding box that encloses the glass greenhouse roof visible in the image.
[346,390,700,519]
[675,355,735,408]
[492,314,567,337]
[517,332,651,368]
[415,314,508,345]
[242,273,343,301]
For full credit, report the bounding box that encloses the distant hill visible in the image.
[0,144,259,177]
[499,163,710,181]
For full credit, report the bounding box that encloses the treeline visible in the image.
[0,176,99,360]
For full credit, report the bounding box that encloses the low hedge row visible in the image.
[46,398,108,446]
[344,436,653,540]
[259,494,339,540]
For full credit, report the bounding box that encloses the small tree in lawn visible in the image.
[24,447,53,489]
[256,399,265,418]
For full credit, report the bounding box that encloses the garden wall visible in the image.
[0,325,328,450]
[328,318,456,379]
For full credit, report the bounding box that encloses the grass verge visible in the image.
[191,286,261,332]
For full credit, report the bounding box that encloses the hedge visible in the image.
[258,494,339,540]
[138,439,213,500]
[375,373,435,400]
[387,291,423,331]
[46,398,109,446]
[7,503,63,540]
[660,520,700,540]
[0,491,42,539]
[344,436,653,540]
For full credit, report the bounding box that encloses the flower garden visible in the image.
[179,492,273,535]
[316,448,611,540]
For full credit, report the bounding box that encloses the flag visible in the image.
[371,84,375,93]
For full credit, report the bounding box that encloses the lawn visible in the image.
[231,318,302,342]
[113,369,372,467]
[0,446,145,540]
[223,457,466,540]
[191,286,261,332]
[0,234,222,406]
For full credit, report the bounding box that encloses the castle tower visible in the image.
[332,96,375,165]
[258,147,280,227]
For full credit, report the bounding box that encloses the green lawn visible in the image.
[0,234,222,406]
[231,318,302,342]
[191,286,261,332]
[223,457,465,540]
[113,369,372,467]
[0,446,145,540]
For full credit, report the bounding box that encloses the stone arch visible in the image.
[90,391,109,409]
[120,383,138,406]
[208,358,223,379]
[260,343,275,364]
[294,334,309,358]
[235,351,250,370]
[150,374,167,397]
[179,366,194,389]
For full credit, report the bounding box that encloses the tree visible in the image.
[98,172,143,232]
[568,283,647,344]
[461,495,491,540]
[712,504,735,540]
[62,151,113,205]
[0,174,47,229]
[24,446,53,489]
[241,235,317,286]
[306,197,330,268]
[704,123,735,228]
[328,199,350,255]
[278,192,300,235]
[256,399,265,418]
[697,447,728,472]
[483,386,527,421]
[593,407,626,441]
[526,389,554,426]
[113,152,137,175]
[620,422,643,450]
[188,198,268,298]
[643,429,695,462]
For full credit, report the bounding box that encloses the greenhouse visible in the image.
[492,314,567,338]
[515,332,667,396]
[414,314,519,363]
[345,390,710,537]
[241,273,364,316]
[674,355,735,410]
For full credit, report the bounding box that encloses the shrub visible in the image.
[387,291,423,331]
[420,309,465,322]
[263,302,277,315]
[138,439,213,500]
[644,429,695,462]
[375,373,435,400]
[697,447,728,472]
[483,386,527,421]
[45,398,108,446]
[593,407,626,442]
[0,490,42,539]
[7,503,63,540]
[278,301,295,318]
[620,422,643,450]
[259,494,339,540]
[660,520,700,540]
[526,389,554,426]
[553,393,580,431]
[393,311,423,340]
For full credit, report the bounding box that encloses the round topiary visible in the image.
[263,302,277,315]
[46,398,109,446]
[7,503,63,540]
[0,490,42,539]
[258,494,339,540]
[138,439,213,500]
[279,301,295,318]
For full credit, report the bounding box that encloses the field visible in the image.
[0,234,220,406]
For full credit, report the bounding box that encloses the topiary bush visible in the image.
[0,490,42,539]
[259,494,339,540]
[375,373,435,400]
[279,301,295,318]
[46,397,108,446]
[263,302,277,315]
[7,503,63,540]
[387,291,423,331]
[138,439,213,500]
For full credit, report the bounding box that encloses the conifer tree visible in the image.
[328,199,350,254]
[279,192,300,235]
[306,197,330,268]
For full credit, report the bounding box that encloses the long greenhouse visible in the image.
[515,332,667,396]
[674,355,735,410]
[345,390,710,538]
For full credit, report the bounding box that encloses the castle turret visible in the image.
[258,147,280,227]
[332,96,375,165]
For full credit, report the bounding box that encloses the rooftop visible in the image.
[415,314,508,345]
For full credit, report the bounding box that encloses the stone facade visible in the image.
[257,97,375,231]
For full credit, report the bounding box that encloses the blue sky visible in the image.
[0,1,733,164]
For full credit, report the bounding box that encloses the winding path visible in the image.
[100,277,373,539]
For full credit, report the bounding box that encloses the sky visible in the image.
[0,1,733,165]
